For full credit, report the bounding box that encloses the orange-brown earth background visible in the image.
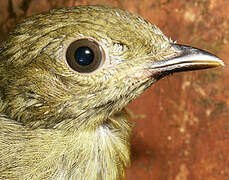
[0,0,228,179]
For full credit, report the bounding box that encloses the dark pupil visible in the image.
[74,46,94,66]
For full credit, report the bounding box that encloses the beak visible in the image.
[149,44,224,74]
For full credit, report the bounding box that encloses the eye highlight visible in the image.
[65,39,105,73]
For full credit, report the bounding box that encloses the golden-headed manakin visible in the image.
[0,5,224,180]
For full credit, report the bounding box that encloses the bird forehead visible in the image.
[58,7,173,61]
[71,6,169,45]
[38,6,170,48]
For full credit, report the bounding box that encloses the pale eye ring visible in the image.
[65,39,105,73]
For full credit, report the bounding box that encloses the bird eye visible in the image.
[65,39,105,73]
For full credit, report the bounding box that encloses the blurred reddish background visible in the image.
[0,0,228,180]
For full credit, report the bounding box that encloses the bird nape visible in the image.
[0,5,224,180]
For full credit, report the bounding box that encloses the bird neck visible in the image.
[53,108,132,180]
[0,109,132,179]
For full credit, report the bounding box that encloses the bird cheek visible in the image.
[128,69,153,81]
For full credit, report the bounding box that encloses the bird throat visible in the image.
[52,109,132,179]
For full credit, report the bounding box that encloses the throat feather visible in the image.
[54,109,132,180]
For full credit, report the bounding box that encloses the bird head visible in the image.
[0,6,224,130]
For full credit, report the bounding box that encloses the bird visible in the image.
[0,5,224,180]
